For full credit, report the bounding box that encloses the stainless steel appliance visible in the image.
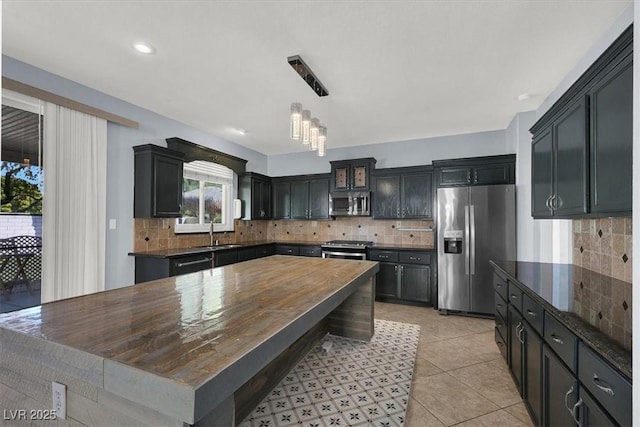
[321,240,372,260]
[437,185,516,315]
[329,192,371,216]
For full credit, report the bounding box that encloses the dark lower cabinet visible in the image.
[256,244,276,258]
[275,244,321,257]
[542,345,578,427]
[237,247,257,262]
[494,266,630,427]
[214,249,238,267]
[508,306,524,395]
[400,264,431,303]
[134,252,213,283]
[523,322,542,426]
[376,262,398,298]
[369,249,432,305]
[577,389,616,427]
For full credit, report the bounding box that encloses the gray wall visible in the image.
[268,129,510,176]
[2,56,268,289]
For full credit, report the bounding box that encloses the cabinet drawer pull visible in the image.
[510,294,518,300]
[379,255,388,259]
[526,309,537,317]
[495,283,502,288]
[409,256,418,260]
[550,333,564,345]
[496,303,503,309]
[564,385,574,413]
[592,375,615,396]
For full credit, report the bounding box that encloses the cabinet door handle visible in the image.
[495,283,503,288]
[394,265,398,272]
[526,309,536,317]
[396,208,400,217]
[550,333,564,345]
[467,170,471,183]
[564,385,575,413]
[474,170,478,183]
[592,375,615,396]
[545,195,553,213]
[496,303,503,309]
[572,398,583,427]
[510,294,518,300]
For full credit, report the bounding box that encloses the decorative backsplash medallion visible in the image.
[572,217,632,349]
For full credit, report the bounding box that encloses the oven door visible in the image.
[321,249,367,260]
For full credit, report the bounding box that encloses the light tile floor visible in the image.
[375,302,534,427]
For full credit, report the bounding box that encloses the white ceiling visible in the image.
[2,1,631,156]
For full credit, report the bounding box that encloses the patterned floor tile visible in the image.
[240,319,420,426]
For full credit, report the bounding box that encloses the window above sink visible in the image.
[174,160,237,234]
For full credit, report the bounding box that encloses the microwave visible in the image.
[329,192,371,216]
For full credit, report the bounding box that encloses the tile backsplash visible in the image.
[572,217,632,349]
[572,217,632,282]
[133,217,434,252]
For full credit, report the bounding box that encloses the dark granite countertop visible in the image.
[130,240,434,258]
[490,260,631,381]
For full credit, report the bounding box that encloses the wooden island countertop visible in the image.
[0,256,378,426]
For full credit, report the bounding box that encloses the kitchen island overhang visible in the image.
[0,256,378,426]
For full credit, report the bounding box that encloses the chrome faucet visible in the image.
[210,220,214,246]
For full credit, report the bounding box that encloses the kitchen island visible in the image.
[0,256,379,426]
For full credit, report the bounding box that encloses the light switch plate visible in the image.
[52,382,66,420]
[109,219,117,230]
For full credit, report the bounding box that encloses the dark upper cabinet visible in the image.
[308,178,330,219]
[330,158,376,192]
[372,175,401,218]
[530,25,632,219]
[554,98,589,216]
[531,127,554,218]
[433,155,515,188]
[239,172,271,220]
[290,180,309,219]
[588,54,633,215]
[372,167,433,219]
[272,181,291,219]
[273,175,330,220]
[134,144,184,218]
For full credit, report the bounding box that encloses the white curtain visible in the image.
[42,104,107,303]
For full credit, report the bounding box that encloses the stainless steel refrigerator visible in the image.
[437,185,516,315]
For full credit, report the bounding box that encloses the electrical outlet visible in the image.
[109,219,117,230]
[52,382,66,420]
[590,219,597,235]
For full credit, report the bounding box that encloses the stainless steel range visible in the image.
[321,240,373,260]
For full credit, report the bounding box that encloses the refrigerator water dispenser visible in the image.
[443,230,463,254]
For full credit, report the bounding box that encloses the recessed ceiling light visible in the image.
[133,42,156,55]
[235,128,247,135]
[517,93,531,101]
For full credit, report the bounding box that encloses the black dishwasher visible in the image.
[169,253,214,276]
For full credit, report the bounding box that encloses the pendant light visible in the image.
[290,102,302,140]
[301,110,311,144]
[310,118,320,149]
[318,126,327,157]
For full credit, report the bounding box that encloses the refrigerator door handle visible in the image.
[470,205,476,275]
[464,205,470,275]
